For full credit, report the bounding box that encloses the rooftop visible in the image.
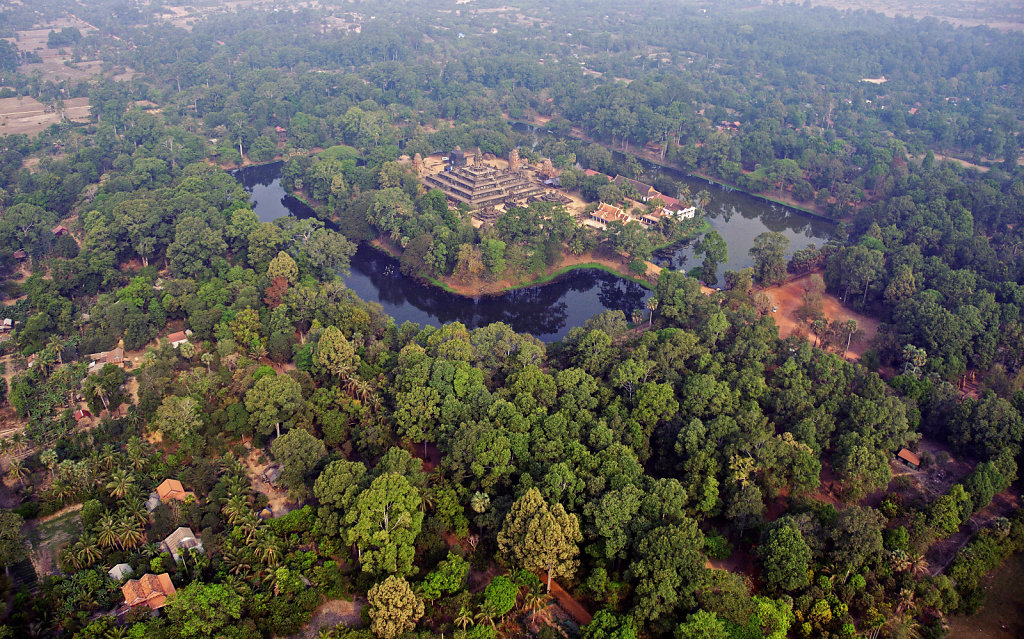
[122,573,175,609]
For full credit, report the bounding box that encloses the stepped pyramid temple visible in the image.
[424,161,545,210]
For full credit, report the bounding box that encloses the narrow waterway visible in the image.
[231,162,651,342]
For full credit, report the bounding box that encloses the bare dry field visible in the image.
[771,0,1024,31]
[0,96,91,137]
[762,272,881,359]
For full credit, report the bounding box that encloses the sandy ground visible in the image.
[760,272,880,359]
[293,598,365,639]
[242,446,295,517]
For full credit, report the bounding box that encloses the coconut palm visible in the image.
[122,497,148,526]
[70,534,102,569]
[105,469,135,500]
[7,458,29,488]
[238,511,262,545]
[632,309,644,326]
[222,545,254,578]
[253,531,282,568]
[908,552,931,578]
[117,513,145,550]
[95,514,120,550]
[51,479,75,506]
[125,437,148,472]
[474,608,496,630]
[522,589,552,624]
[455,607,474,630]
[222,494,251,527]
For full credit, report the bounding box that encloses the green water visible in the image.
[946,553,1024,638]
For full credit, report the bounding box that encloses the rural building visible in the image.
[155,478,195,503]
[613,175,659,201]
[262,465,282,486]
[51,225,69,237]
[161,527,204,562]
[107,563,133,581]
[73,408,92,421]
[88,347,125,373]
[896,448,921,469]
[166,329,192,348]
[0,318,11,333]
[589,202,629,226]
[121,573,175,610]
[12,250,27,260]
[423,163,545,210]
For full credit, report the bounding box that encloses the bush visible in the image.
[704,533,733,560]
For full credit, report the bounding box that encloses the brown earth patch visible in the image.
[760,272,880,359]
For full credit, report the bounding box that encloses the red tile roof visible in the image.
[897,449,921,466]
[122,573,175,609]
[156,479,194,502]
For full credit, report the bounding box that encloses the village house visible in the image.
[896,448,921,470]
[88,347,125,373]
[51,225,69,237]
[121,573,175,610]
[107,563,133,581]
[0,318,12,333]
[147,479,195,511]
[156,478,195,502]
[613,175,660,202]
[161,527,204,562]
[658,195,697,219]
[166,329,192,348]
[73,408,92,421]
[12,250,27,261]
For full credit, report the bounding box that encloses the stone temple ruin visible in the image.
[423,163,546,210]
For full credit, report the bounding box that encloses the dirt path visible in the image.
[537,572,592,626]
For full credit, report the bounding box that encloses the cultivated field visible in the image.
[0,96,91,136]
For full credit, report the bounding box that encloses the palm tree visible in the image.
[222,494,250,527]
[522,589,552,624]
[7,458,29,488]
[454,607,474,630]
[95,514,120,550]
[105,469,135,500]
[123,497,148,526]
[646,296,659,326]
[253,531,282,568]
[631,309,644,326]
[51,479,75,506]
[222,546,254,578]
[474,608,496,630]
[70,534,102,569]
[125,437,148,471]
[117,513,145,550]
[908,552,931,579]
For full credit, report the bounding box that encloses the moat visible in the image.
[233,161,652,342]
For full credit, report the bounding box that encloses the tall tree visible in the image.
[749,231,789,286]
[367,575,424,639]
[346,473,423,577]
[245,374,304,438]
[497,488,582,592]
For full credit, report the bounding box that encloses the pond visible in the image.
[231,162,652,342]
[510,122,837,280]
